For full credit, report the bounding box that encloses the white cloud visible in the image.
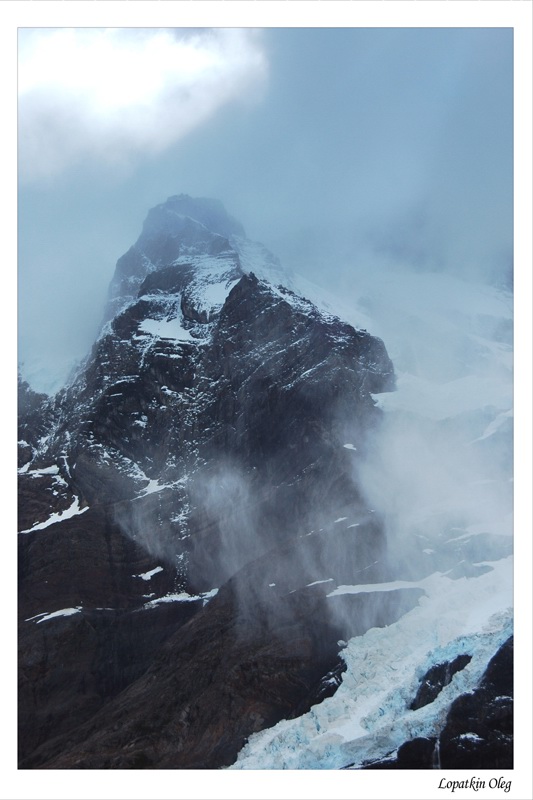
[18,28,268,182]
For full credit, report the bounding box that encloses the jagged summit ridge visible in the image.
[105,194,287,323]
[144,194,246,241]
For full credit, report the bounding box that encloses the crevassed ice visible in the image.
[230,558,512,770]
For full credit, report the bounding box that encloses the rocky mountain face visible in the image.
[18,196,512,770]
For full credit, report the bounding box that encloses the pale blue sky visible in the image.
[18,27,513,393]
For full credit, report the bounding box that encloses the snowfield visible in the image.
[26,607,83,624]
[139,316,200,342]
[142,588,218,609]
[19,494,88,534]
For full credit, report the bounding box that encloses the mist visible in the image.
[186,462,268,590]
[17,19,515,663]
[18,27,513,396]
[338,258,514,585]
[17,25,514,640]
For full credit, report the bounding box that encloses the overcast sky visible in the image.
[18,26,514,393]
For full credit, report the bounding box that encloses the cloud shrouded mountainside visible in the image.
[18,27,513,396]
[18,195,513,774]
[14,16,527,796]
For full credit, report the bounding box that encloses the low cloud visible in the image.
[18,27,268,183]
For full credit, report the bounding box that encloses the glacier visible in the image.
[231,561,512,770]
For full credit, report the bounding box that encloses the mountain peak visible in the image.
[105,194,287,324]
[141,194,246,244]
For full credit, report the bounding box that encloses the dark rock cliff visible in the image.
[19,196,399,768]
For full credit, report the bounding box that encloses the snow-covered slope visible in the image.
[290,266,512,548]
[291,267,512,416]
